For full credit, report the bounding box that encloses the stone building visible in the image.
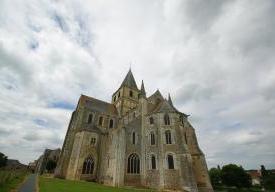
[36,148,61,174]
[55,70,213,192]
[4,159,27,170]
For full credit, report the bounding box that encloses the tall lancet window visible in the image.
[164,114,170,125]
[87,114,93,124]
[127,153,140,174]
[109,119,114,128]
[165,130,172,144]
[150,132,155,145]
[99,116,103,126]
[151,155,156,170]
[132,132,136,144]
[167,154,174,169]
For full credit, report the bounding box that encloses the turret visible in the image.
[168,93,173,106]
[139,80,146,98]
[112,69,140,116]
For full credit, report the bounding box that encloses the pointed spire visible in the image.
[140,80,146,97]
[168,93,173,106]
[120,69,138,89]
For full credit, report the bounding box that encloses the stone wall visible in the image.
[56,84,213,192]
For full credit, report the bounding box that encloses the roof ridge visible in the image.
[80,94,112,105]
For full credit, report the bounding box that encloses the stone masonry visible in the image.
[54,70,213,192]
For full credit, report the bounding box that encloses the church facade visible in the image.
[55,70,213,192]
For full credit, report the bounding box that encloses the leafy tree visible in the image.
[221,164,252,188]
[0,152,8,168]
[261,165,268,177]
[209,167,222,187]
[263,173,275,190]
[261,165,275,190]
[46,160,57,173]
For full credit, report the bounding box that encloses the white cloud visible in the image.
[0,0,274,169]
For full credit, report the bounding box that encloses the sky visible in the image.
[0,0,275,170]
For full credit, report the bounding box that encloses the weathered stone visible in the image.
[54,71,213,192]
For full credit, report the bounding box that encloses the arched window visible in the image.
[82,157,95,174]
[127,153,140,174]
[90,138,96,145]
[87,114,93,124]
[113,96,116,102]
[132,132,136,144]
[129,90,133,97]
[165,130,172,144]
[118,92,120,98]
[167,154,174,169]
[164,114,170,125]
[151,155,156,170]
[98,116,103,126]
[150,132,155,145]
[109,119,114,128]
[149,117,154,124]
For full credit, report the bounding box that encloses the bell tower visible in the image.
[112,69,140,116]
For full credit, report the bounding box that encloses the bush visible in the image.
[221,164,252,188]
[260,165,275,190]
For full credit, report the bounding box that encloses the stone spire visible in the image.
[140,80,146,97]
[120,69,138,89]
[168,93,173,106]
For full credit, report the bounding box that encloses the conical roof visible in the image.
[140,80,146,97]
[120,69,138,90]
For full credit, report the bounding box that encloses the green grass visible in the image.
[0,170,29,192]
[214,186,275,192]
[39,177,155,192]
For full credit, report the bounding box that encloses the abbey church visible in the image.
[55,70,213,192]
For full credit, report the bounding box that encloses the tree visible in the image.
[261,165,268,177]
[221,164,252,188]
[261,165,275,190]
[209,167,222,187]
[0,152,8,168]
[46,160,57,173]
[263,173,275,190]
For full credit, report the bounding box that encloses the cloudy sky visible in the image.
[0,0,274,169]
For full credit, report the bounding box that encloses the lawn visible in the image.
[214,186,275,192]
[39,176,155,192]
[0,170,29,192]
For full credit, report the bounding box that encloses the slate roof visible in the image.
[147,99,178,115]
[140,80,146,97]
[147,90,188,117]
[119,69,138,90]
[148,89,164,101]
[79,95,118,115]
